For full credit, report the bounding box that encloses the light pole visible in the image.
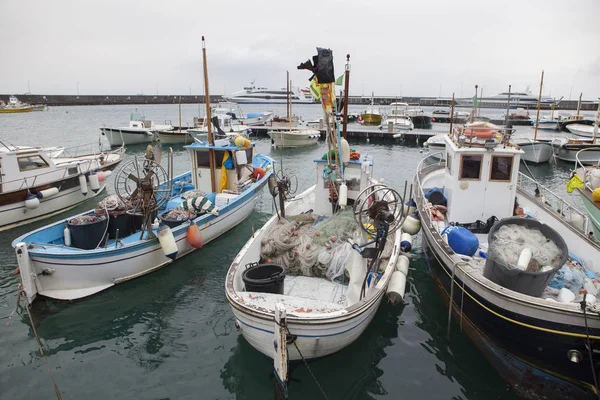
[28,80,31,94]
[156,83,159,96]
[569,87,574,101]
[77,81,80,97]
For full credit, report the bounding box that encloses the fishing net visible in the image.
[488,224,563,271]
[182,189,206,199]
[161,209,192,221]
[94,194,131,216]
[260,210,393,280]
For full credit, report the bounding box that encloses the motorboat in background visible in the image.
[213,103,274,126]
[223,82,314,104]
[566,124,599,138]
[101,112,173,147]
[0,141,125,230]
[490,108,533,126]
[553,102,600,164]
[0,96,33,113]
[387,102,431,129]
[431,107,469,123]
[267,128,320,148]
[188,114,250,142]
[361,93,382,125]
[380,115,414,131]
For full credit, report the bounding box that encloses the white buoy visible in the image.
[63,225,72,246]
[585,294,597,306]
[568,213,585,231]
[88,172,100,193]
[402,199,416,217]
[36,187,59,199]
[341,138,350,164]
[400,232,413,252]
[338,183,348,207]
[79,174,88,196]
[557,287,575,303]
[25,194,40,210]
[517,248,532,270]
[157,224,178,260]
[386,271,407,304]
[395,254,410,275]
[402,213,421,235]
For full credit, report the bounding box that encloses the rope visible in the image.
[286,327,329,400]
[24,294,63,400]
[581,294,600,399]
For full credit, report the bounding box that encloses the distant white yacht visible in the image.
[223,81,314,104]
[456,86,559,108]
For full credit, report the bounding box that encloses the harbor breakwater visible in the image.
[1,94,598,110]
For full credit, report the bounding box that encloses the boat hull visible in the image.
[553,142,600,164]
[158,131,193,145]
[361,113,382,125]
[101,128,156,146]
[0,107,33,113]
[421,239,596,399]
[517,141,554,163]
[267,130,320,148]
[578,188,600,240]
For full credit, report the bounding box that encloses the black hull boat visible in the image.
[414,130,600,400]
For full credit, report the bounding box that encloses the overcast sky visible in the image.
[1,0,599,100]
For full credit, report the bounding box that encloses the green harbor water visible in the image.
[0,104,590,399]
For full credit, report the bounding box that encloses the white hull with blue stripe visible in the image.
[14,142,275,304]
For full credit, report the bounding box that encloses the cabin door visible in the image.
[483,155,516,220]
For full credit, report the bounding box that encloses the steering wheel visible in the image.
[353,184,404,235]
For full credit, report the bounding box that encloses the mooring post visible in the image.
[274,302,288,400]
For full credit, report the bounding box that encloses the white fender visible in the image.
[36,187,59,199]
[79,174,88,196]
[88,172,100,193]
[64,225,72,247]
[338,183,348,207]
[395,254,410,275]
[402,213,421,235]
[400,232,413,253]
[157,224,178,260]
[341,138,350,164]
[386,271,407,304]
[25,194,40,210]
[517,248,532,270]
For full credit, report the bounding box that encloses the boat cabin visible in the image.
[441,134,523,224]
[0,147,60,192]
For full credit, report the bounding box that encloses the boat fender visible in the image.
[386,271,407,304]
[88,172,100,193]
[234,135,251,148]
[341,138,350,164]
[403,199,417,217]
[395,254,410,275]
[557,287,575,303]
[593,187,600,203]
[157,224,178,260]
[400,232,413,252]
[186,223,204,249]
[64,225,72,247]
[79,174,88,196]
[440,226,479,256]
[338,183,348,207]
[516,248,532,270]
[25,194,40,210]
[252,167,266,181]
[36,187,59,199]
[402,213,421,235]
[97,170,109,182]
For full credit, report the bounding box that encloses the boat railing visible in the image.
[51,141,118,159]
[517,171,590,235]
[575,148,600,190]
[414,151,445,225]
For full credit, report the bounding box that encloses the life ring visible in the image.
[463,128,497,139]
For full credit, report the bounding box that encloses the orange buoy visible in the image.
[464,128,497,139]
[13,267,20,275]
[252,167,265,180]
[187,223,204,248]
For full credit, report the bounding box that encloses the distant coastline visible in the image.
[0,94,598,110]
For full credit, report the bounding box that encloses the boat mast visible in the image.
[449,93,455,136]
[342,54,350,139]
[504,85,512,130]
[470,85,477,123]
[577,93,582,116]
[286,70,290,120]
[593,101,600,145]
[178,96,182,134]
[202,36,217,192]
[533,70,544,142]
[289,79,293,132]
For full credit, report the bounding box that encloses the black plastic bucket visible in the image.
[159,212,189,229]
[242,263,286,294]
[108,213,132,239]
[68,217,108,250]
[483,217,568,297]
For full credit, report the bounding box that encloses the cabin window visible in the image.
[18,155,49,171]
[490,155,513,181]
[459,155,482,180]
[195,150,227,168]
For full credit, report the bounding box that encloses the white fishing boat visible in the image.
[225,51,412,395]
[415,128,600,399]
[423,134,446,160]
[0,141,125,231]
[101,112,173,147]
[381,115,414,131]
[213,104,274,126]
[267,128,320,148]
[157,129,193,145]
[13,37,276,306]
[188,114,250,142]
[552,103,600,164]
[566,124,598,138]
[223,82,314,104]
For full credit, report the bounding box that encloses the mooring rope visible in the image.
[581,294,600,400]
[286,326,329,400]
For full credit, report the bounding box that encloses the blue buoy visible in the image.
[441,225,479,256]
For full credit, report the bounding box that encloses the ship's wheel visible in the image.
[276,168,298,199]
[353,184,404,235]
[114,147,170,237]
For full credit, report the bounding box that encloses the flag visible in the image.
[472,95,478,108]
[309,77,322,100]
[566,173,584,193]
[335,74,344,86]
[219,151,230,193]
